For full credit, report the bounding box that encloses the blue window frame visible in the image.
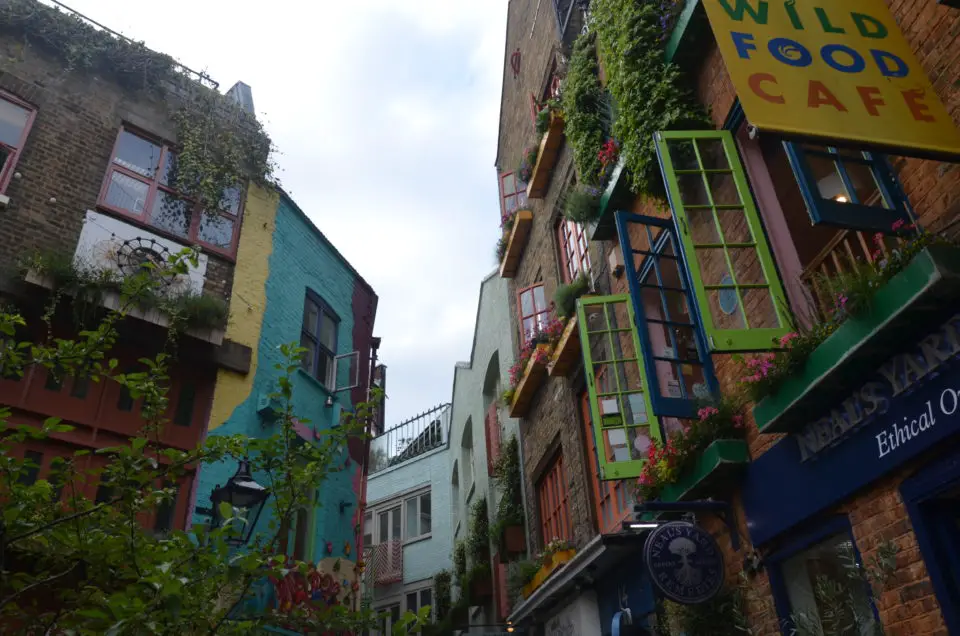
[615,211,719,419]
[300,290,339,389]
[767,516,881,636]
[783,142,912,233]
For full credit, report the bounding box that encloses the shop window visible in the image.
[579,295,662,480]
[499,171,528,219]
[537,453,571,542]
[300,290,339,389]
[0,91,36,195]
[405,588,432,618]
[656,130,791,351]
[405,491,431,539]
[98,127,243,256]
[769,522,880,635]
[615,212,719,419]
[557,219,591,283]
[518,284,549,346]
[783,142,910,233]
[581,391,631,533]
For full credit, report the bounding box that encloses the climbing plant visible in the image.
[590,0,711,198]
[561,33,607,187]
[0,0,276,213]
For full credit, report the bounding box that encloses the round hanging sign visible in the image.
[643,521,724,605]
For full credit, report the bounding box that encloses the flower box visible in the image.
[753,245,960,434]
[499,525,526,558]
[587,157,630,242]
[659,440,749,502]
[526,114,565,199]
[509,344,550,418]
[521,549,576,599]
[499,209,534,279]
[548,316,580,377]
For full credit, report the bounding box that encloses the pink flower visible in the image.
[733,415,744,428]
[698,406,719,421]
[892,219,905,231]
[779,332,798,347]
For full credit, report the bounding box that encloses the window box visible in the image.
[521,548,576,599]
[497,524,527,558]
[659,439,749,503]
[500,209,534,279]
[547,315,580,377]
[508,343,550,418]
[587,157,630,242]
[754,245,960,434]
[526,113,565,200]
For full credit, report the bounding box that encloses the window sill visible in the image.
[0,193,9,208]
[403,533,432,547]
[295,367,336,398]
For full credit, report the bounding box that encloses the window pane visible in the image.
[533,285,546,311]
[406,497,418,538]
[420,589,432,613]
[114,130,161,178]
[198,213,235,249]
[378,511,388,543]
[174,384,196,427]
[320,313,337,351]
[105,171,149,214]
[303,299,319,336]
[406,593,417,613]
[299,336,316,373]
[19,450,42,485]
[150,191,191,238]
[317,351,333,387]
[220,186,242,215]
[160,151,176,186]
[420,493,431,534]
[502,173,516,195]
[0,98,30,148]
[363,511,373,545]
[391,507,402,539]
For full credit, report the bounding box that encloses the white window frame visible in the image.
[404,490,432,541]
[405,586,434,620]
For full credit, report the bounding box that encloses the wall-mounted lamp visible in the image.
[209,459,270,546]
[325,395,334,407]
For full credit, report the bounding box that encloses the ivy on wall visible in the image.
[561,33,607,187]
[590,0,711,197]
[0,0,275,214]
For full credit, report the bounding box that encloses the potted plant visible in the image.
[491,436,526,558]
[562,184,603,224]
[518,145,538,184]
[554,274,591,321]
[466,497,493,601]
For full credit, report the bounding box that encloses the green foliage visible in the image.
[496,235,509,265]
[433,570,452,622]
[0,0,275,213]
[507,558,541,600]
[518,144,539,184]
[554,274,591,320]
[489,436,524,549]
[0,255,421,634]
[535,98,563,136]
[591,0,711,198]
[562,184,604,224]
[561,33,607,186]
[453,541,467,580]
[467,497,490,569]
[663,587,750,636]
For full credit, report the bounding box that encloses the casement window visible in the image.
[0,91,36,195]
[363,511,373,548]
[518,284,549,346]
[557,219,591,283]
[499,171,528,218]
[537,453,571,542]
[580,391,631,533]
[300,290,339,389]
[378,506,402,545]
[483,401,501,476]
[404,491,431,539]
[783,142,910,233]
[98,127,243,256]
[405,588,433,618]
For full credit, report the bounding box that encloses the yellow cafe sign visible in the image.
[702,0,960,158]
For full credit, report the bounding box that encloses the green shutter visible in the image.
[655,130,791,352]
[578,295,662,481]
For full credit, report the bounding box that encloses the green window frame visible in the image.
[655,129,791,352]
[579,295,662,480]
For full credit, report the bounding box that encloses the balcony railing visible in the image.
[368,403,451,475]
[366,540,403,587]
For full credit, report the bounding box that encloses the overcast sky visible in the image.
[59,0,508,425]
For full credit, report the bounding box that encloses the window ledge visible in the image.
[0,193,9,208]
[659,439,749,502]
[588,158,629,242]
[295,367,336,398]
[403,533,432,547]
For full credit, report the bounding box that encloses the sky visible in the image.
[58,0,509,426]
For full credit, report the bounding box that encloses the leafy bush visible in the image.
[562,184,603,223]
[490,436,524,547]
[467,497,490,569]
[561,33,607,186]
[554,274,590,320]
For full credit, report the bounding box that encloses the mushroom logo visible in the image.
[669,536,702,587]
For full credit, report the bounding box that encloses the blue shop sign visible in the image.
[644,521,724,604]
[743,315,960,546]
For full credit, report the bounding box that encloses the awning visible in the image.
[507,531,648,625]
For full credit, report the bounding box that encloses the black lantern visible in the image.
[210,459,270,546]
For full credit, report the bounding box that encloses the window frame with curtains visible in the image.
[557,218,591,283]
[499,171,528,220]
[97,126,244,258]
[300,289,339,389]
[783,142,911,233]
[517,283,550,347]
[0,90,36,195]
[580,390,631,533]
[404,490,432,540]
[537,453,571,543]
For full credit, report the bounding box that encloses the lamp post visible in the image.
[210,458,270,546]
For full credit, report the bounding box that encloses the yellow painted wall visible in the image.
[207,184,279,431]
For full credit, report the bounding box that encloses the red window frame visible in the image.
[97,126,244,258]
[517,284,549,347]
[557,219,591,283]
[498,170,528,220]
[538,453,571,543]
[581,390,631,534]
[0,90,37,195]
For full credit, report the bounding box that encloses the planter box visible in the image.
[548,315,581,377]
[509,344,550,418]
[521,549,576,599]
[470,573,493,601]
[499,209,534,279]
[587,158,630,242]
[659,439,749,502]
[526,114,565,199]
[753,245,960,434]
[499,525,526,558]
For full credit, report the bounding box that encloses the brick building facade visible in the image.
[491,1,960,635]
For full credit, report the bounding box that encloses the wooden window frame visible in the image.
[517,283,550,347]
[537,453,571,543]
[300,289,340,389]
[96,126,244,259]
[557,219,591,283]
[0,90,37,195]
[581,391,631,534]
[498,170,528,220]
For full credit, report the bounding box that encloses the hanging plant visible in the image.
[489,436,524,546]
[561,33,607,187]
[535,97,564,136]
[517,144,539,183]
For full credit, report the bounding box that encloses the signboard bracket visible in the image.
[633,500,741,551]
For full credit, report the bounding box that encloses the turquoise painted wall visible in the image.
[194,192,363,565]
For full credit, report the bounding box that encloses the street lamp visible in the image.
[210,458,270,546]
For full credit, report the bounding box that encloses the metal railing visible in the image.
[367,539,403,587]
[368,404,451,475]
